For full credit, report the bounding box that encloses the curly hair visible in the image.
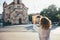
[40,17,51,30]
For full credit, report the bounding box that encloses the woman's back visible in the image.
[39,27,50,40]
[33,25,50,40]
[39,17,51,40]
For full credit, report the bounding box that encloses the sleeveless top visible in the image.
[39,27,50,40]
[33,25,51,40]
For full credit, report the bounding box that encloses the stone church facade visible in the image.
[3,0,29,24]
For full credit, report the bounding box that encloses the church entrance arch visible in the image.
[19,18,22,24]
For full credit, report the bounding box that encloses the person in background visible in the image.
[33,16,52,40]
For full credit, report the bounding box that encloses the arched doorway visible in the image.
[19,18,22,24]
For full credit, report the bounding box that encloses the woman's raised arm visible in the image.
[33,24,39,32]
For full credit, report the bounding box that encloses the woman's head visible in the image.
[40,17,51,30]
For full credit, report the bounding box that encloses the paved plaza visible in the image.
[0,24,60,40]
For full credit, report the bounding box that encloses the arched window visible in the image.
[17,0,20,4]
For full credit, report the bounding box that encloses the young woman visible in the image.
[33,17,52,40]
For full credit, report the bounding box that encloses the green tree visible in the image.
[57,8,60,20]
[40,4,59,22]
[28,14,33,23]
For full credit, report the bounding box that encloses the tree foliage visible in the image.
[28,14,33,22]
[40,4,60,22]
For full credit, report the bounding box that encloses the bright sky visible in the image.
[0,0,60,14]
